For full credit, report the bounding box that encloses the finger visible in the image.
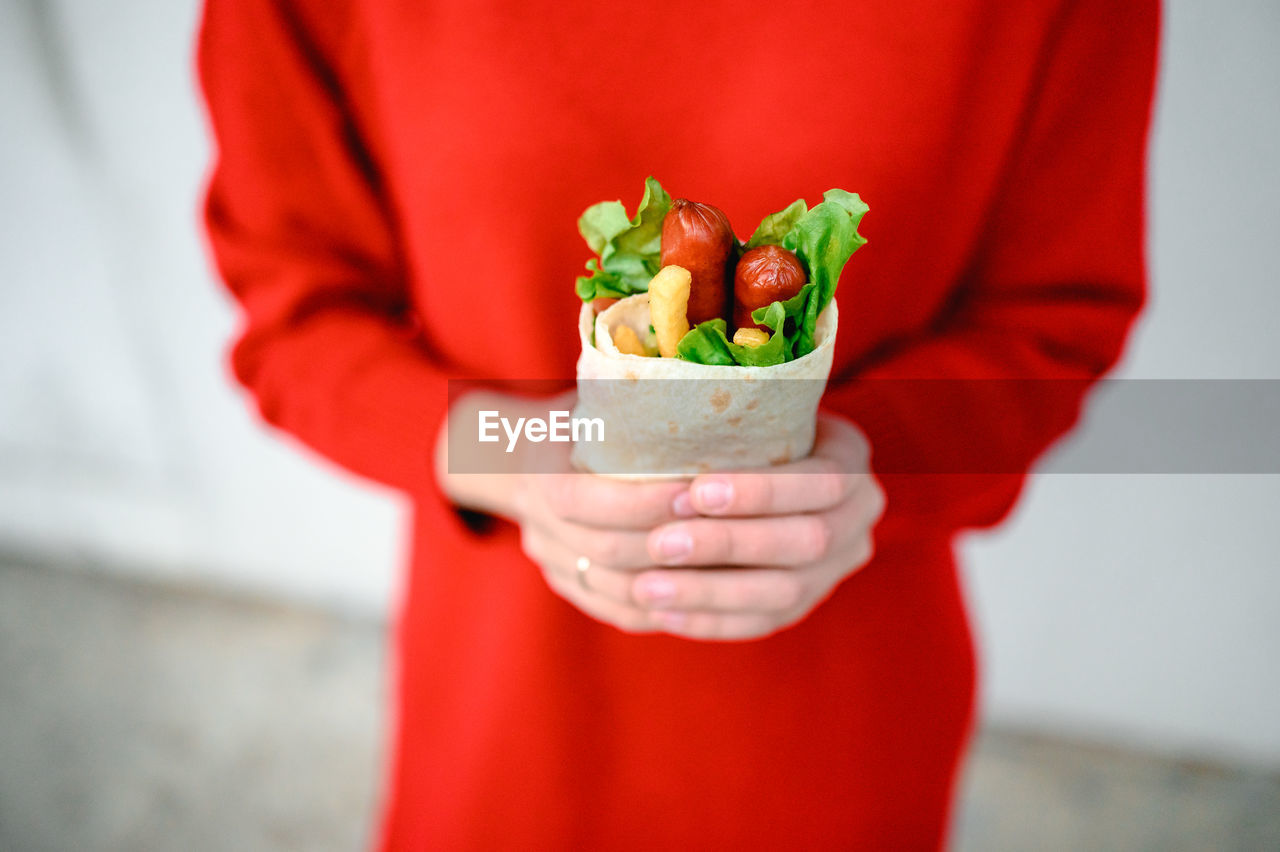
[522,525,658,634]
[543,570,660,635]
[630,568,808,614]
[686,415,872,517]
[531,501,659,571]
[533,473,694,530]
[647,515,834,568]
[687,464,860,517]
[650,559,858,639]
[649,609,793,642]
[536,529,655,608]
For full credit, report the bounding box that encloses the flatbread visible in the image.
[570,293,838,479]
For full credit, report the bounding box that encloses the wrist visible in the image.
[434,389,531,521]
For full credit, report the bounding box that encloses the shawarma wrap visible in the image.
[570,293,838,478]
[568,178,867,479]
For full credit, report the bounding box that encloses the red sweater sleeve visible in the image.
[823,0,1160,536]
[196,0,448,495]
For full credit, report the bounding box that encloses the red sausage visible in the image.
[660,199,737,325]
[733,244,807,331]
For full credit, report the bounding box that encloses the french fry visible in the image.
[612,324,648,356]
[649,265,692,358]
[732,327,771,348]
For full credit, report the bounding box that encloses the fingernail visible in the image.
[695,480,732,512]
[671,490,695,518]
[638,576,677,606]
[657,529,693,562]
[655,611,687,630]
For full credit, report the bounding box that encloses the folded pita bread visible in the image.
[570,293,838,479]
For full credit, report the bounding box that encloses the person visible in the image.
[197,0,1159,847]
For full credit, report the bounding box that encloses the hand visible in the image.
[511,457,695,635]
[436,389,687,634]
[438,395,883,641]
[515,411,883,641]
[629,412,884,641]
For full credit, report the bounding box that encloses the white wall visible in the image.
[1,1,1276,764]
[0,0,404,614]
[959,0,1280,766]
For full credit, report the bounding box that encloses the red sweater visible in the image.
[197,1,1158,848]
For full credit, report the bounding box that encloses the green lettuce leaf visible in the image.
[674,319,737,366]
[748,189,868,359]
[782,188,868,319]
[749,281,818,360]
[676,300,793,367]
[745,199,807,249]
[575,177,671,302]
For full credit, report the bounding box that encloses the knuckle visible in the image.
[752,614,787,639]
[615,610,652,635]
[817,470,847,506]
[856,532,876,566]
[708,616,738,640]
[779,606,811,633]
[735,573,789,611]
[605,571,639,606]
[869,480,887,521]
[685,613,717,638]
[711,577,748,610]
[839,418,871,462]
[803,516,833,561]
[583,530,624,567]
[677,577,708,609]
[735,575,765,609]
[725,614,777,641]
[773,575,805,611]
[727,524,766,565]
[848,441,871,473]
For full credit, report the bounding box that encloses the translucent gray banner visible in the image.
[445,379,1280,475]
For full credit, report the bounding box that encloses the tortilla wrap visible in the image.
[570,293,838,479]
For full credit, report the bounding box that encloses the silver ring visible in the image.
[575,555,591,591]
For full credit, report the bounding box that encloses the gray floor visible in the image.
[1,561,1277,851]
